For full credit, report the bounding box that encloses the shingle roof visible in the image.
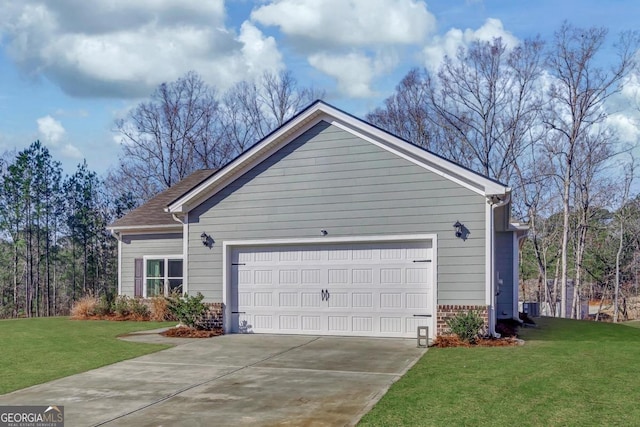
[109,169,216,230]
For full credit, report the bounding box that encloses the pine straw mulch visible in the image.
[71,314,153,321]
[161,326,224,338]
[433,334,523,348]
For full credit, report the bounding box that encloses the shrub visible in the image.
[113,296,131,318]
[71,296,98,319]
[446,310,485,343]
[166,292,208,329]
[150,297,173,321]
[129,298,150,320]
[94,294,114,316]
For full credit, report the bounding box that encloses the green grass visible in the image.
[360,317,640,426]
[622,320,640,328]
[0,317,170,394]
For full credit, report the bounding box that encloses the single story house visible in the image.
[108,100,526,339]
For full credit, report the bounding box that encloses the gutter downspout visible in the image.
[514,232,529,323]
[171,213,185,225]
[108,230,123,295]
[488,193,511,337]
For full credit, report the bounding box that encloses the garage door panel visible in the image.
[301,269,321,284]
[231,241,434,338]
[279,292,298,307]
[380,317,402,333]
[406,293,428,309]
[352,316,373,332]
[352,292,372,307]
[254,270,272,284]
[328,316,349,331]
[301,292,321,307]
[302,316,321,331]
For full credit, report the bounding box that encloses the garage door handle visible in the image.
[413,314,432,317]
[231,311,246,314]
[321,289,330,301]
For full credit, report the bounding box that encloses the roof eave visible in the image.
[167,100,512,213]
[106,224,183,234]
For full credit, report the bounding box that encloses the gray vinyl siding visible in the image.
[495,231,515,319]
[187,121,487,304]
[120,233,183,296]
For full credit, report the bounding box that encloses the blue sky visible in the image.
[0,0,638,176]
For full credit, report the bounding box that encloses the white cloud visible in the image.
[37,115,66,144]
[60,143,83,159]
[0,1,283,97]
[422,18,519,71]
[308,50,398,98]
[607,113,640,143]
[238,21,283,78]
[252,0,435,98]
[252,0,435,48]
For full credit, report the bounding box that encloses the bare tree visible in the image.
[113,71,225,202]
[221,70,323,154]
[366,68,435,150]
[544,23,639,318]
[431,37,545,184]
[614,158,635,321]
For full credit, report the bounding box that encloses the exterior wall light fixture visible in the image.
[453,221,464,239]
[201,232,212,247]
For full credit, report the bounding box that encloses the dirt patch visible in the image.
[161,326,224,338]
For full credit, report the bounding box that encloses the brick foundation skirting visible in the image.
[202,302,224,329]
[139,298,224,329]
[437,305,489,336]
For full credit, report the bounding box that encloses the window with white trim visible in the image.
[144,257,183,297]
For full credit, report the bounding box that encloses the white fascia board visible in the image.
[107,224,182,234]
[223,233,437,248]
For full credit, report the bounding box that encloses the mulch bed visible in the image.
[433,335,523,348]
[161,326,224,338]
[71,314,153,321]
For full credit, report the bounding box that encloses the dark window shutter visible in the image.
[134,258,143,297]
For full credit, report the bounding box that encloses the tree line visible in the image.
[367,22,640,320]
[0,142,116,317]
[0,23,638,320]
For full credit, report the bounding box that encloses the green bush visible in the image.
[446,310,485,343]
[113,296,131,317]
[129,298,150,319]
[166,292,208,329]
[94,294,114,316]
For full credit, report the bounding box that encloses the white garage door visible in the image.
[228,240,434,338]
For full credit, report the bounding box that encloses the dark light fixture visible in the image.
[453,221,463,239]
[201,232,211,247]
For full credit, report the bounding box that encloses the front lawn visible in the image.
[0,317,170,394]
[360,317,640,426]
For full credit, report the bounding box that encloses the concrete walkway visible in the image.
[0,334,426,426]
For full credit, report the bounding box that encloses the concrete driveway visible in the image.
[0,333,426,426]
